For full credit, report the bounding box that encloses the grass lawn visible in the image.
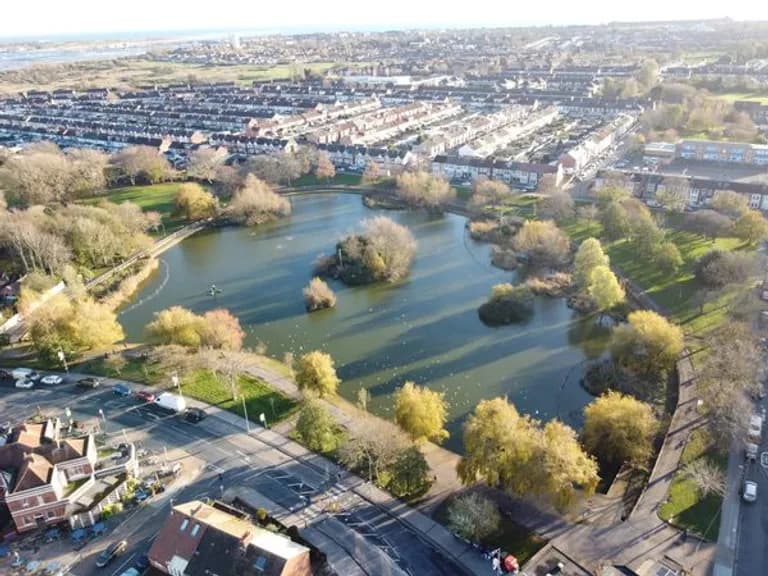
[658,428,726,540]
[434,497,546,563]
[181,370,297,425]
[559,215,748,337]
[293,173,362,187]
[86,182,190,231]
[712,92,768,105]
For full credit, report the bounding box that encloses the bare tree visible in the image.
[111,146,173,185]
[683,459,726,497]
[187,147,228,183]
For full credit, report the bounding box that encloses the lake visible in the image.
[119,193,607,451]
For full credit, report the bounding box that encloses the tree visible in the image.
[512,220,570,269]
[111,145,172,185]
[478,283,534,325]
[447,492,501,542]
[295,398,339,453]
[66,148,109,197]
[694,250,755,289]
[362,161,381,184]
[683,459,726,497]
[539,420,599,509]
[582,391,658,466]
[588,266,625,317]
[201,309,245,350]
[0,147,72,205]
[458,397,597,509]
[388,445,432,498]
[600,201,630,241]
[144,306,207,348]
[242,152,302,185]
[627,208,663,255]
[573,238,609,289]
[339,416,409,485]
[538,192,575,223]
[314,152,336,181]
[72,298,125,348]
[395,171,455,211]
[734,209,768,245]
[394,381,449,443]
[711,190,749,218]
[226,174,291,225]
[303,277,336,311]
[684,209,733,242]
[174,183,218,220]
[578,204,599,235]
[656,178,688,216]
[296,351,340,397]
[652,241,683,274]
[469,179,512,211]
[610,310,684,376]
[187,147,228,183]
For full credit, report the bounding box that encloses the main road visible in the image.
[0,373,485,576]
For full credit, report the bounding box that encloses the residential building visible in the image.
[432,155,563,189]
[0,419,96,533]
[675,139,768,166]
[148,500,311,576]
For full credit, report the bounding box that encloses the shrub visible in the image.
[447,493,501,542]
[303,277,336,312]
[478,283,534,325]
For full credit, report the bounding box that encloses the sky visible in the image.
[1,1,767,39]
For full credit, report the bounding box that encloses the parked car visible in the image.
[40,375,64,385]
[185,407,207,423]
[26,371,42,382]
[746,442,759,461]
[112,383,132,397]
[134,554,150,571]
[158,462,182,478]
[95,539,128,568]
[77,377,102,389]
[15,379,34,389]
[748,415,763,441]
[134,488,150,502]
[0,369,12,380]
[11,367,33,380]
[134,390,156,403]
[118,569,140,576]
[743,480,758,503]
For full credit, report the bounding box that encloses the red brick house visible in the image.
[149,500,311,576]
[0,419,97,532]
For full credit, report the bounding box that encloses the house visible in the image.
[148,500,311,576]
[675,139,768,166]
[0,419,97,532]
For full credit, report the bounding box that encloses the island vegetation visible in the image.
[478,283,534,325]
[303,277,337,312]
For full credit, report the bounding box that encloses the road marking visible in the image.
[206,463,225,473]
[110,553,135,576]
[236,449,251,462]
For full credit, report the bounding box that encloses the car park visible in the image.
[134,390,156,403]
[77,377,102,389]
[95,539,128,568]
[185,407,207,423]
[15,379,34,389]
[113,383,132,396]
[743,480,758,503]
[40,375,64,385]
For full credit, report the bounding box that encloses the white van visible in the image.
[748,415,763,441]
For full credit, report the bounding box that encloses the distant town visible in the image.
[0,15,767,576]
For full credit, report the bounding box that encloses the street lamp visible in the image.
[259,413,267,429]
[241,397,250,433]
[171,372,183,400]
[57,348,68,373]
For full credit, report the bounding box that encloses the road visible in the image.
[0,374,475,576]
[733,398,768,576]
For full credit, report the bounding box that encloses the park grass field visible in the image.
[712,92,768,105]
[85,182,189,230]
[658,429,726,541]
[0,58,339,94]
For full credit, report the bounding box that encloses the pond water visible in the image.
[119,193,608,451]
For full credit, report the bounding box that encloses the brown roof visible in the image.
[13,423,46,449]
[13,454,53,492]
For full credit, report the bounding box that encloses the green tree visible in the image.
[295,398,339,453]
[711,190,750,218]
[394,381,449,443]
[628,210,663,255]
[145,306,207,348]
[582,391,658,466]
[447,492,501,542]
[573,238,610,288]
[387,445,432,498]
[652,241,683,274]
[588,266,625,317]
[600,201,630,241]
[296,351,340,397]
[174,183,218,220]
[734,209,768,245]
[610,310,684,376]
[539,420,599,509]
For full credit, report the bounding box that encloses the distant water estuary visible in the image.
[119,193,606,451]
